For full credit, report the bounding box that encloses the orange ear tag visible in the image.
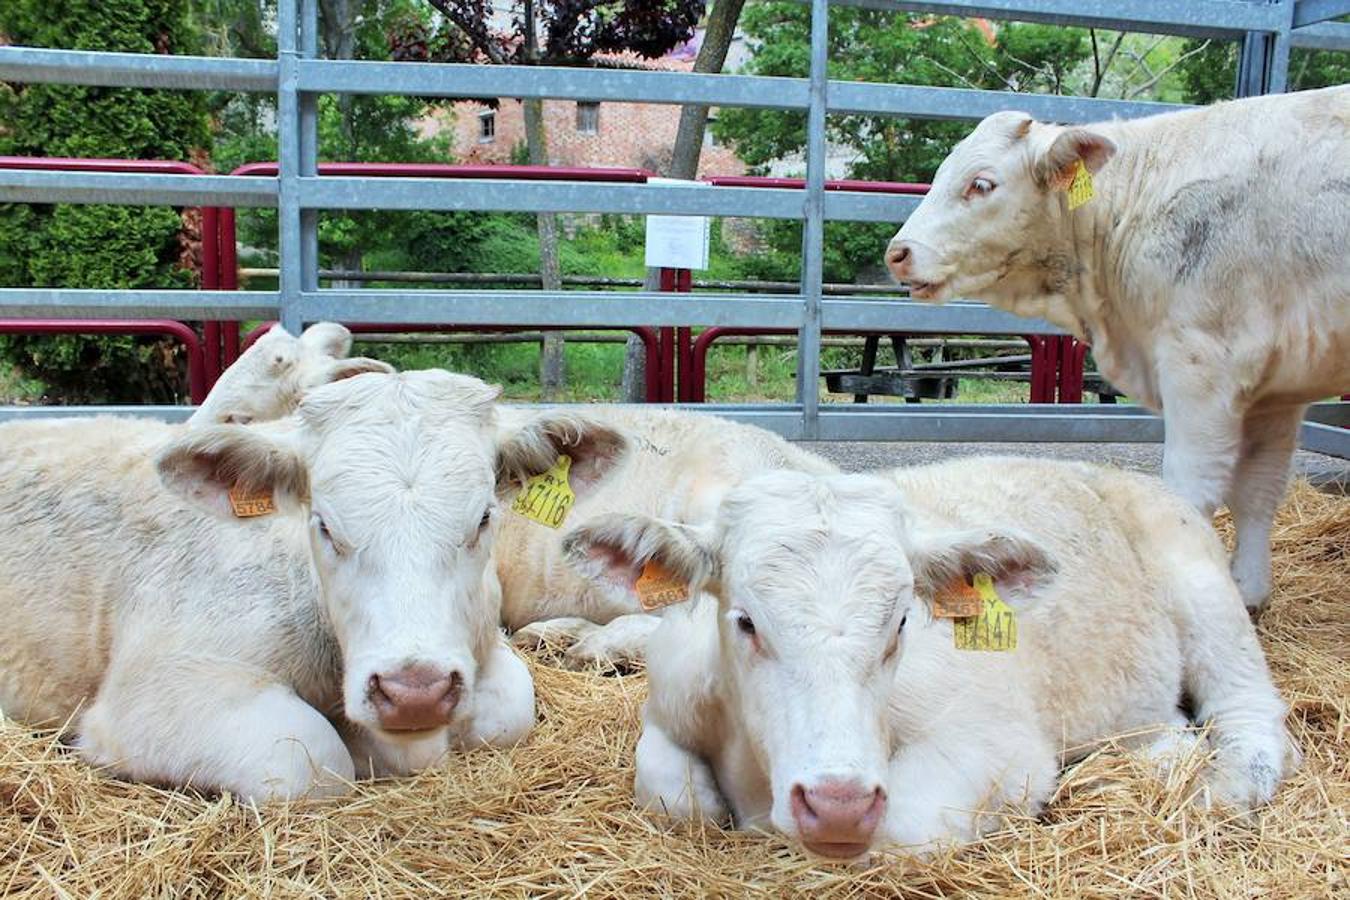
[635,560,689,611]
[228,484,276,518]
[931,575,982,619]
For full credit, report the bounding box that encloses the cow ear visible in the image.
[298,321,354,359]
[156,426,309,520]
[563,513,720,604]
[1036,127,1116,189]
[307,356,396,387]
[495,410,628,500]
[908,526,1056,608]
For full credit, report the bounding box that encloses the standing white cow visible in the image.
[886,85,1350,611]
[563,458,1297,858]
[0,370,627,799]
[499,408,838,668]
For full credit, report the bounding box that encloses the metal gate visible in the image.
[0,0,1347,452]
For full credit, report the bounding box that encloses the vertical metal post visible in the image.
[276,0,304,333]
[796,0,829,439]
[299,0,320,296]
[1236,1,1294,96]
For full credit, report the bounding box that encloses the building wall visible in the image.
[438,98,746,177]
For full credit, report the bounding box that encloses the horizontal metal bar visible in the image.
[1293,0,1350,28]
[0,405,195,423]
[1300,421,1350,459]
[296,291,805,328]
[826,0,1286,38]
[704,403,1164,442]
[0,46,278,91]
[830,81,1184,124]
[825,192,923,223]
[822,299,1063,335]
[0,170,277,207]
[1290,21,1350,49]
[0,290,277,320]
[1304,402,1350,427]
[300,178,805,218]
[299,60,810,109]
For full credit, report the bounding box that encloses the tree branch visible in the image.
[424,0,508,64]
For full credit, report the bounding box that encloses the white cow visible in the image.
[498,407,838,668]
[887,85,1350,611]
[563,457,1297,858]
[190,321,391,425]
[0,370,627,800]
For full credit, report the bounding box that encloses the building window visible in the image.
[576,101,600,134]
[478,110,495,143]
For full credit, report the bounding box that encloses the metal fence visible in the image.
[1,0,1348,451]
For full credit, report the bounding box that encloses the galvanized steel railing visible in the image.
[0,0,1347,449]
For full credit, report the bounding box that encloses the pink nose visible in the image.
[367,664,462,731]
[885,240,913,279]
[791,779,887,858]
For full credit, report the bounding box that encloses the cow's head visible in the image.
[564,470,1054,859]
[887,111,1116,309]
[190,322,393,426]
[159,370,627,746]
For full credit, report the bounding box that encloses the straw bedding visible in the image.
[2,481,1346,898]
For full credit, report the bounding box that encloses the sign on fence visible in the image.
[644,178,710,270]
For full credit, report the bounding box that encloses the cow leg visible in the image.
[634,709,729,823]
[512,614,661,671]
[76,654,353,801]
[880,728,1057,854]
[1157,355,1244,517]
[457,636,536,749]
[1228,403,1304,611]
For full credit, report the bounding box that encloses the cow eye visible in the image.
[314,515,346,556]
[478,507,493,531]
[735,613,756,637]
[966,176,995,198]
[898,613,907,631]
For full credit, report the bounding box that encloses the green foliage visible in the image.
[1177,30,1350,105]
[0,0,210,403]
[716,5,1094,280]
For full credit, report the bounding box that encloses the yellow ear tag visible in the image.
[635,560,689,611]
[511,454,575,529]
[1066,159,1094,211]
[228,484,276,518]
[953,572,1017,651]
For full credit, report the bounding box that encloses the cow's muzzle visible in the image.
[367,663,464,732]
[791,778,887,858]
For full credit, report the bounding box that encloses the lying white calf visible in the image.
[0,370,626,800]
[499,408,837,668]
[565,457,1296,858]
[190,321,390,425]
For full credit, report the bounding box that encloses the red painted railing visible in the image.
[0,156,221,403]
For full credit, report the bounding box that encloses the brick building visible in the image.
[428,36,747,177]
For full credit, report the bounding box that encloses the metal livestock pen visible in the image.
[0,0,1347,454]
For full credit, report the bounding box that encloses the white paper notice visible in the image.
[644,178,711,270]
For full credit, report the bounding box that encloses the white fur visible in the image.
[496,407,837,667]
[567,458,1297,857]
[889,87,1350,610]
[0,368,624,800]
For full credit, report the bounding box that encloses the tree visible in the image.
[423,1,705,398]
[0,0,211,403]
[1176,27,1350,104]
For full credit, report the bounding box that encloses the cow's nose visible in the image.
[367,664,463,731]
[790,778,887,858]
[885,239,913,278]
